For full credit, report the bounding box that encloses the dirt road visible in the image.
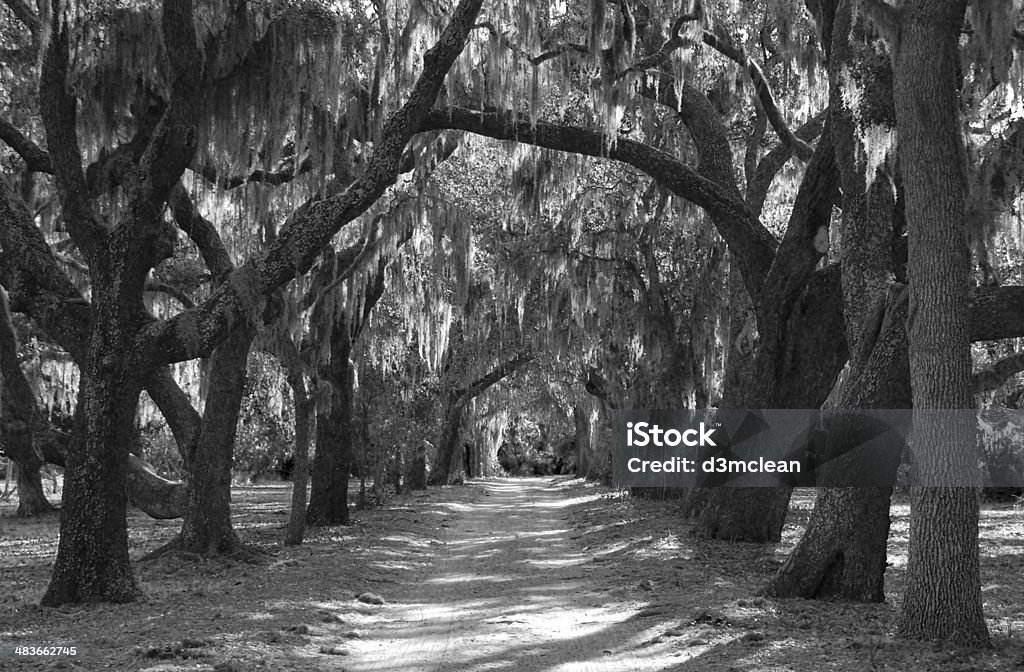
[7,478,1021,671]
[346,478,679,672]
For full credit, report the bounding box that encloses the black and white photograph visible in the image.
[2,0,1024,669]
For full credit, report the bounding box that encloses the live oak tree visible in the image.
[300,145,465,519]
[1,0,485,605]
[767,1,1024,639]
[764,0,905,603]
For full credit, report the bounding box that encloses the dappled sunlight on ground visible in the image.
[1,479,1023,670]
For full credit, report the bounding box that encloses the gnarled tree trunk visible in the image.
[41,347,146,605]
[307,338,355,527]
[692,265,847,542]
[175,326,255,554]
[430,396,465,486]
[767,0,904,601]
[767,289,910,601]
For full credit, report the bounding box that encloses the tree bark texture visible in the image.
[766,1,905,602]
[40,355,145,605]
[892,0,989,646]
[175,325,255,554]
[285,369,313,545]
[307,341,354,526]
[767,289,910,601]
[430,398,465,486]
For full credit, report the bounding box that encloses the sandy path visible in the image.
[346,478,672,672]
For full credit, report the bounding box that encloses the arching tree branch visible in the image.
[418,106,777,301]
[747,112,827,215]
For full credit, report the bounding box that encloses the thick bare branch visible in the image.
[144,368,202,468]
[969,286,1024,342]
[747,112,827,215]
[126,0,204,217]
[745,107,768,189]
[38,11,107,263]
[0,178,81,304]
[0,118,52,173]
[455,352,532,403]
[167,184,234,278]
[639,76,745,201]
[760,118,839,313]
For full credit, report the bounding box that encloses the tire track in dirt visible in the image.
[345,478,674,672]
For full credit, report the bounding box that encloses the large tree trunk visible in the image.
[3,284,186,520]
[41,357,144,605]
[690,121,842,542]
[767,290,910,600]
[892,0,988,646]
[696,487,793,542]
[429,398,465,486]
[307,341,354,527]
[174,326,254,555]
[766,0,906,601]
[126,455,189,519]
[12,456,54,514]
[691,266,847,541]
